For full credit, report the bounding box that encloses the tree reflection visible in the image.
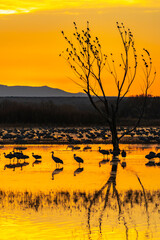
[87,156,152,240]
[1,156,160,239]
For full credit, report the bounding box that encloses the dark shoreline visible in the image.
[0,137,159,145]
[0,96,159,126]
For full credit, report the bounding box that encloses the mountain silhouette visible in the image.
[0,85,86,97]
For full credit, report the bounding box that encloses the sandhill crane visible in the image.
[32,153,42,160]
[67,145,80,151]
[145,151,156,166]
[72,146,80,150]
[20,154,29,161]
[98,147,110,159]
[146,151,156,159]
[51,151,63,167]
[13,151,25,160]
[156,152,160,166]
[73,154,84,167]
[4,152,15,162]
[66,145,74,150]
[156,152,160,159]
[83,146,92,151]
[121,150,126,158]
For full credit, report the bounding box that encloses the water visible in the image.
[1,144,160,239]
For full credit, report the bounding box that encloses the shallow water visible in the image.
[1,144,160,240]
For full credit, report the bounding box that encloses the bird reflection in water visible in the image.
[121,161,127,168]
[4,161,29,171]
[121,149,127,168]
[74,167,84,176]
[87,155,150,240]
[32,159,42,167]
[99,159,109,167]
[52,167,63,180]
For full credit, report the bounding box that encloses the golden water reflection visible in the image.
[0,144,160,239]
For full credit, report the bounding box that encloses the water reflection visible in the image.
[145,151,160,167]
[52,167,63,180]
[74,167,84,176]
[32,159,42,167]
[86,156,158,240]
[0,188,160,239]
[1,144,160,239]
[4,159,29,171]
[121,160,127,168]
[88,156,120,237]
[99,159,109,167]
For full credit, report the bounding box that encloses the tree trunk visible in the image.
[110,123,120,156]
[112,133,120,156]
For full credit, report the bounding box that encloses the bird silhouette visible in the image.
[98,147,110,159]
[156,153,160,166]
[51,151,63,167]
[73,154,84,167]
[32,153,42,160]
[83,146,92,151]
[4,152,15,161]
[121,150,126,158]
[156,152,160,159]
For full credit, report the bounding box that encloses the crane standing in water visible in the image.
[73,154,84,167]
[32,153,42,160]
[98,147,110,159]
[51,151,63,168]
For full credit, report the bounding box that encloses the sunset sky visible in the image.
[0,0,159,96]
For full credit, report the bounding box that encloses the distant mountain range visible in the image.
[0,85,86,97]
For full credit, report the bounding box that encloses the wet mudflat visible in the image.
[1,144,160,239]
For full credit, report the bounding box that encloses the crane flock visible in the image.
[2,142,160,177]
[0,126,160,145]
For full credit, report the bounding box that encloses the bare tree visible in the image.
[60,22,156,155]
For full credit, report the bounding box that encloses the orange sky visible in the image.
[0,0,159,96]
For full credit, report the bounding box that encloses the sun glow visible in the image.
[0,0,159,15]
[0,0,159,96]
[0,10,17,14]
[0,9,32,14]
